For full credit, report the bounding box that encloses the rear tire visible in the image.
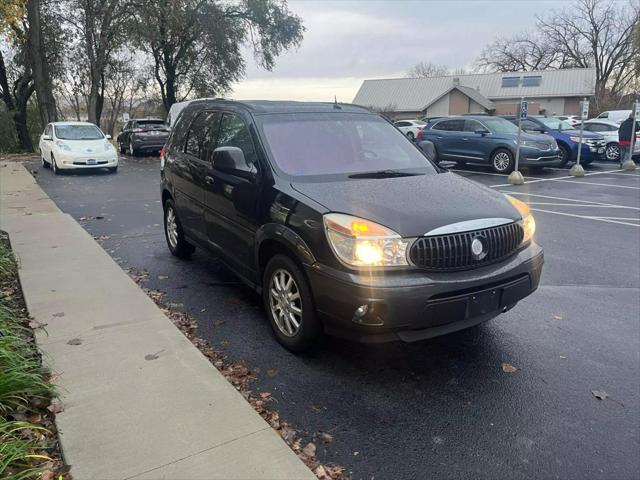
[406,131,415,141]
[41,156,50,169]
[263,254,322,353]
[163,199,195,259]
[490,149,514,173]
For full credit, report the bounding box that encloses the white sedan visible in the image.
[393,119,426,141]
[582,119,640,161]
[39,122,118,174]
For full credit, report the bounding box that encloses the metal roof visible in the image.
[353,68,596,112]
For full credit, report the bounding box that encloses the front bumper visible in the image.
[519,147,561,166]
[306,242,544,343]
[56,152,118,169]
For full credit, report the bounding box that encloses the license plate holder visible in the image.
[469,289,501,316]
[597,147,604,154]
[86,159,97,165]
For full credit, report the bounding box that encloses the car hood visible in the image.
[557,130,603,139]
[56,139,108,153]
[291,172,521,238]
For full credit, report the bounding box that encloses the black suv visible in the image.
[161,100,543,352]
[117,118,170,156]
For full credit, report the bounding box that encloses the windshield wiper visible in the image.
[348,169,422,179]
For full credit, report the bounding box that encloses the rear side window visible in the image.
[395,121,410,127]
[184,111,220,160]
[464,119,485,132]
[597,112,609,118]
[432,119,464,131]
[216,113,258,169]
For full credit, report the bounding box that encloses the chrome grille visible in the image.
[410,222,524,271]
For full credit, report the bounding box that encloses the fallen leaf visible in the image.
[592,389,609,400]
[259,392,272,399]
[29,320,47,329]
[302,442,316,458]
[52,312,65,317]
[66,338,82,345]
[554,315,563,320]
[353,451,359,456]
[266,369,277,377]
[47,400,64,414]
[158,275,169,280]
[559,355,567,359]
[501,362,518,373]
[213,319,225,326]
[318,432,333,443]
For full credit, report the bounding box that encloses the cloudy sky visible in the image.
[231,0,572,102]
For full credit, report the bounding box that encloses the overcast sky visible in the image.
[230,0,576,102]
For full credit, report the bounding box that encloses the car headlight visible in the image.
[323,213,410,268]
[505,195,535,244]
[104,141,115,152]
[520,139,538,148]
[569,136,583,143]
[55,141,71,152]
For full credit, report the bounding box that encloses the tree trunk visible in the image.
[26,0,58,126]
[13,109,33,152]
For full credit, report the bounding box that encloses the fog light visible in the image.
[354,304,369,318]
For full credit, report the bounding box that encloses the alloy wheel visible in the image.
[493,152,511,172]
[165,206,178,249]
[269,268,302,337]
[605,144,620,161]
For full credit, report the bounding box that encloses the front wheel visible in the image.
[263,254,322,353]
[557,144,571,167]
[605,143,620,162]
[163,199,195,258]
[490,149,514,173]
[128,141,137,157]
[51,155,61,175]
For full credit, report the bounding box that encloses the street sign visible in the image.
[580,100,589,120]
[519,101,528,121]
[633,102,640,120]
[123,112,130,122]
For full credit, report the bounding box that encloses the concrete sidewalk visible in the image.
[0,162,314,480]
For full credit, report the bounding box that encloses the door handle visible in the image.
[435,136,443,140]
[205,176,215,185]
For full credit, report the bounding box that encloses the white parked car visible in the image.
[393,119,426,140]
[582,119,640,161]
[557,115,581,127]
[594,110,632,125]
[39,122,118,174]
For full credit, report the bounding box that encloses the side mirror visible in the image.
[212,146,254,177]
[42,134,52,141]
[474,129,489,136]
[105,134,112,140]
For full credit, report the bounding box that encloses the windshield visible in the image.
[54,125,104,140]
[481,118,519,134]
[137,120,165,127]
[539,118,575,131]
[259,113,437,178]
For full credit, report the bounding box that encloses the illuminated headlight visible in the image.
[55,141,71,152]
[505,195,535,244]
[323,213,410,268]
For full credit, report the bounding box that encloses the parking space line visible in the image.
[499,191,640,210]
[526,202,640,209]
[450,169,542,180]
[530,208,640,227]
[490,168,626,187]
[551,179,640,190]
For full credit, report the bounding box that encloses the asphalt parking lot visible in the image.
[27,156,639,480]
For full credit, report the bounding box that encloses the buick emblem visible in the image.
[471,237,487,260]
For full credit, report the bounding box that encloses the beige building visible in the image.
[352,68,595,119]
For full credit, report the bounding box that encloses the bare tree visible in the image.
[406,62,450,78]
[478,0,640,109]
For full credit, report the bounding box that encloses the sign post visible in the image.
[569,98,589,177]
[621,101,639,171]
[123,112,130,123]
[508,98,527,185]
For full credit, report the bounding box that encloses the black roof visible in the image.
[186,99,372,115]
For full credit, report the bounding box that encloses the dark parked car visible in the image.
[501,115,606,167]
[417,116,560,173]
[117,118,170,155]
[160,100,543,352]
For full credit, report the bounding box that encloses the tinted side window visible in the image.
[520,119,540,131]
[433,120,464,131]
[184,111,220,160]
[464,119,484,132]
[216,113,258,171]
[597,112,608,118]
[395,121,409,127]
[45,124,52,136]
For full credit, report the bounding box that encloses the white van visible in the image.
[594,110,632,125]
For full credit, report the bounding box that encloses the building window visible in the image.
[522,76,542,87]
[502,76,520,87]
